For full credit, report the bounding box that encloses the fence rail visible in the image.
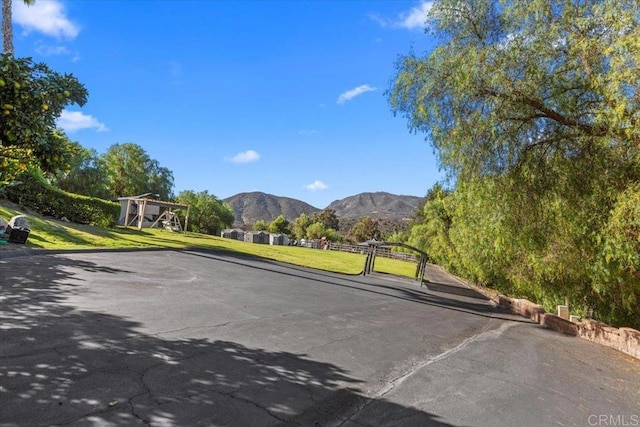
[327,242,417,262]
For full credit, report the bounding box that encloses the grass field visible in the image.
[0,201,418,278]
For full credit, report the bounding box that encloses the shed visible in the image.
[221,228,245,241]
[244,231,269,244]
[269,233,289,246]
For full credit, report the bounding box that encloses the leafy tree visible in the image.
[291,213,312,240]
[146,160,174,202]
[252,219,268,231]
[408,183,456,267]
[349,216,380,243]
[0,54,88,184]
[267,214,290,235]
[390,0,640,327]
[100,143,174,199]
[312,209,339,231]
[36,130,80,178]
[322,227,342,243]
[305,222,325,240]
[386,231,411,253]
[390,0,639,181]
[2,0,35,54]
[175,190,233,235]
[53,142,110,199]
[305,221,341,241]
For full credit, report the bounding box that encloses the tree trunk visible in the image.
[2,0,13,54]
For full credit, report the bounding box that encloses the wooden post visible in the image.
[149,209,166,229]
[138,199,147,230]
[124,199,131,227]
[184,205,190,232]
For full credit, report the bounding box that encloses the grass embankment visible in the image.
[0,201,417,278]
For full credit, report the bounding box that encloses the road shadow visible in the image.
[0,255,462,426]
[421,280,491,301]
[179,249,532,323]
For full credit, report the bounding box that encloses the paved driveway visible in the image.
[1,249,639,426]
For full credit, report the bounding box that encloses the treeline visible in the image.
[388,0,639,328]
[0,54,232,233]
[244,210,407,244]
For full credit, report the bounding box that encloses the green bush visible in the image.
[3,171,119,227]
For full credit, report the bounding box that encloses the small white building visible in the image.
[269,233,289,246]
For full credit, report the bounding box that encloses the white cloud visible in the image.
[57,110,108,133]
[368,12,389,27]
[398,1,434,29]
[35,41,70,56]
[369,1,434,30]
[13,0,80,39]
[305,180,328,191]
[337,84,377,104]
[229,150,260,164]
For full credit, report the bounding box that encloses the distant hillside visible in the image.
[223,192,320,227]
[326,192,423,220]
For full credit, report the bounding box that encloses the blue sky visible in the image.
[12,0,441,208]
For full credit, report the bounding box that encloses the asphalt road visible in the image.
[1,249,639,426]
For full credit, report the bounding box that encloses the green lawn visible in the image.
[0,201,417,278]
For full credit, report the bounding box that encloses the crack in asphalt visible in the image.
[215,388,300,425]
[335,319,498,426]
[151,320,235,337]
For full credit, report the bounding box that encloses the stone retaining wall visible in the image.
[498,295,640,360]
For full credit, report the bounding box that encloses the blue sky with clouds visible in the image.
[12,0,441,208]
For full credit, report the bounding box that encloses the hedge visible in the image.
[2,171,119,227]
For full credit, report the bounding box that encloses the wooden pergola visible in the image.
[122,197,190,231]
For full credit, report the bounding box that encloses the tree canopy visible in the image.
[0,54,88,184]
[391,0,639,181]
[252,219,268,231]
[390,0,640,328]
[267,214,290,235]
[101,143,174,200]
[53,142,110,199]
[312,209,339,231]
[175,190,233,235]
[349,216,381,243]
[291,213,312,240]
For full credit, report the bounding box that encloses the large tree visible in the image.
[312,209,339,231]
[100,143,174,199]
[267,214,290,235]
[175,190,233,235]
[349,216,381,243]
[390,0,640,327]
[291,213,312,240]
[53,141,110,199]
[0,54,88,185]
[391,0,638,181]
[2,0,35,54]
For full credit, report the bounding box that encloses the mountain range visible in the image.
[223,191,423,227]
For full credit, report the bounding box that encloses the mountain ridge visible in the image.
[223,191,423,227]
[223,192,320,227]
[326,191,423,220]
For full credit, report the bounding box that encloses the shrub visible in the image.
[3,170,119,227]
